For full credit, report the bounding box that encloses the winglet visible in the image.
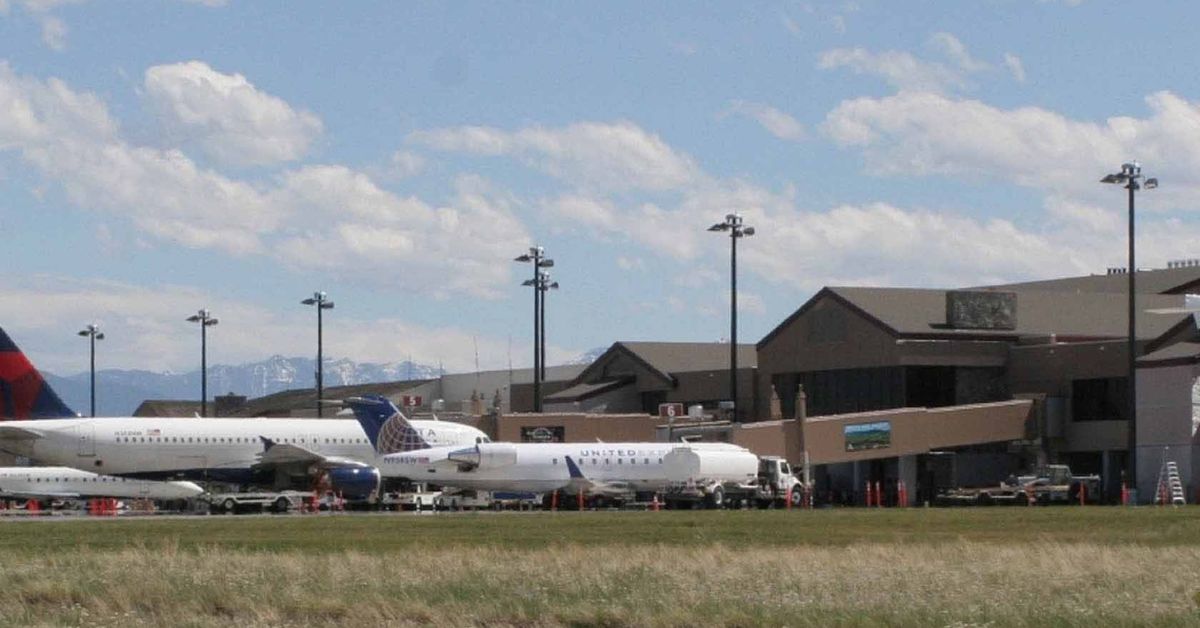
[564,455,585,480]
[0,327,76,420]
[346,395,430,454]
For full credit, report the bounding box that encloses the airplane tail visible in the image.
[346,395,431,454]
[0,327,76,419]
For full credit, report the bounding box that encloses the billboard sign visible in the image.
[844,421,891,452]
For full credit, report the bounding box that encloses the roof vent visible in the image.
[945,291,1017,330]
[1107,267,1127,275]
[1167,259,1200,269]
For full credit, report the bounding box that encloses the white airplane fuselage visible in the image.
[378,442,759,494]
[0,466,204,500]
[2,417,485,483]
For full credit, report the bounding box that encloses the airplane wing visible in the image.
[254,437,372,470]
[0,425,44,441]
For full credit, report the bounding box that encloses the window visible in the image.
[1072,378,1130,422]
[552,458,558,465]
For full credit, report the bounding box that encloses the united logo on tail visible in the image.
[347,395,431,454]
[0,328,76,420]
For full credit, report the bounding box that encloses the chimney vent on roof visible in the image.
[1107,267,1127,275]
[1167,259,1200,269]
[945,291,1017,330]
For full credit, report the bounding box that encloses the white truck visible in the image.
[661,454,805,510]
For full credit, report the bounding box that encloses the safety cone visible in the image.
[651,494,660,512]
[551,490,558,512]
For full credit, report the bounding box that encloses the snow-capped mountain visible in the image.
[44,356,443,416]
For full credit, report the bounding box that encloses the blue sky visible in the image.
[4,0,1200,375]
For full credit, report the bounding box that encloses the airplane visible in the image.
[0,466,203,501]
[0,326,489,499]
[351,394,759,496]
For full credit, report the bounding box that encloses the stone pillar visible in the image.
[769,385,782,421]
[795,385,808,483]
[898,455,918,506]
[469,390,484,416]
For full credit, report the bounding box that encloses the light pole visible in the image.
[301,291,335,417]
[77,323,104,417]
[185,309,219,417]
[537,270,559,383]
[1101,162,1157,493]
[515,246,554,412]
[708,213,755,421]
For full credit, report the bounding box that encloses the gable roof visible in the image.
[978,266,1200,295]
[575,341,757,388]
[758,286,1190,349]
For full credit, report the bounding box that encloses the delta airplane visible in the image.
[0,467,203,501]
[0,327,489,499]
[351,395,759,495]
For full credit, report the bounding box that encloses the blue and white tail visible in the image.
[0,327,76,419]
[346,395,431,454]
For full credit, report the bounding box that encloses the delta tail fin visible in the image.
[0,327,76,420]
[346,395,431,454]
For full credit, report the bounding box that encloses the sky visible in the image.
[4,0,1200,376]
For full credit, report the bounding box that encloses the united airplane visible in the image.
[0,327,488,499]
[351,394,759,496]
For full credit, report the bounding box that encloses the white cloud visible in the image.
[820,33,994,94]
[143,61,323,167]
[818,47,968,94]
[39,15,66,50]
[725,101,806,142]
[409,120,699,192]
[1004,53,1026,83]
[0,62,530,296]
[929,32,988,72]
[616,256,645,272]
[822,89,1200,206]
[0,276,532,374]
[387,150,425,179]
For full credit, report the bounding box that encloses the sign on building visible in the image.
[658,403,685,418]
[521,426,565,443]
[401,395,423,408]
[844,421,891,452]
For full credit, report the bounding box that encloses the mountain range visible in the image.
[44,348,606,416]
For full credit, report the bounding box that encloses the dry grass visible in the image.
[3,542,1200,627]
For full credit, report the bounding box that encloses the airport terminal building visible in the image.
[143,265,1200,505]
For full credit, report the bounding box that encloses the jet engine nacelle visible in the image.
[663,447,758,483]
[447,443,518,468]
[327,466,382,500]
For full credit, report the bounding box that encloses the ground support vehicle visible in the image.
[934,465,1101,506]
[205,490,317,514]
[380,488,441,512]
[662,456,806,510]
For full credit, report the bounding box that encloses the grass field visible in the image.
[3,508,1200,626]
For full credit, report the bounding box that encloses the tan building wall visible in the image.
[496,413,662,443]
[802,400,1031,465]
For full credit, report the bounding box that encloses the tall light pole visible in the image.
[708,213,755,421]
[515,246,554,412]
[185,309,219,417]
[1101,162,1157,493]
[77,323,104,417]
[537,270,559,383]
[301,291,335,417]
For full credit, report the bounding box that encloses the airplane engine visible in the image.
[663,447,758,483]
[447,443,518,468]
[327,467,382,500]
